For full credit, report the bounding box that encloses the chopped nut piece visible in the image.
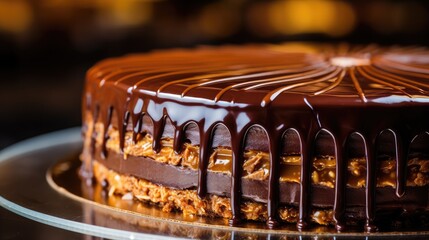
[243,152,270,180]
[245,169,267,180]
[357,179,366,187]
[279,155,302,183]
[208,148,232,173]
[278,207,298,223]
[122,192,133,200]
[377,160,396,188]
[243,154,263,173]
[312,210,334,225]
[420,160,429,173]
[182,145,199,169]
[311,156,336,188]
[407,158,429,186]
[414,172,427,186]
[281,155,301,165]
[312,171,319,184]
[347,158,366,188]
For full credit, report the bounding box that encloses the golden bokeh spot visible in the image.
[107,0,153,27]
[269,0,356,37]
[0,0,32,34]
[198,2,240,39]
[246,2,276,38]
[367,2,428,34]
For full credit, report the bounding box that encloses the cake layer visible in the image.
[95,149,429,209]
[92,160,335,225]
[92,159,429,230]
[98,125,428,189]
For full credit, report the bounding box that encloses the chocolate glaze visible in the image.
[82,44,429,232]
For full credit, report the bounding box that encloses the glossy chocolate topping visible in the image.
[83,43,429,232]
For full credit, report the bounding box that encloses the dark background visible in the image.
[1,0,429,149]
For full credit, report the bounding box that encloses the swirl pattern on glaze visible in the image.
[88,43,429,105]
[83,43,429,232]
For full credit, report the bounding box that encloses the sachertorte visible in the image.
[80,43,429,232]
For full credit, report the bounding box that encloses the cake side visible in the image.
[81,44,429,232]
[81,119,429,225]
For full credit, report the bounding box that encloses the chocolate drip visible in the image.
[89,106,99,159]
[131,113,143,143]
[230,129,244,225]
[101,106,113,158]
[173,127,184,154]
[130,97,144,143]
[152,116,166,153]
[119,111,130,153]
[267,126,282,228]
[198,124,214,198]
[83,44,429,232]
[297,132,313,230]
[333,131,347,232]
[365,133,377,232]
[390,129,407,198]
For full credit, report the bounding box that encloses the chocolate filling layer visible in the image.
[95,149,429,210]
[124,116,429,159]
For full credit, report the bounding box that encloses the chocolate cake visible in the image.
[80,43,429,232]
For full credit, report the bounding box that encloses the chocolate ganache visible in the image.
[81,43,429,232]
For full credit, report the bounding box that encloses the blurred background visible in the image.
[1,0,429,149]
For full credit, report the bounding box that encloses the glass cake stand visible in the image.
[0,128,427,240]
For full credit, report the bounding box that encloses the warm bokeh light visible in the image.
[0,0,32,34]
[197,2,241,39]
[40,0,153,28]
[246,2,276,37]
[268,0,356,37]
[85,0,153,28]
[0,0,428,49]
[366,2,428,34]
